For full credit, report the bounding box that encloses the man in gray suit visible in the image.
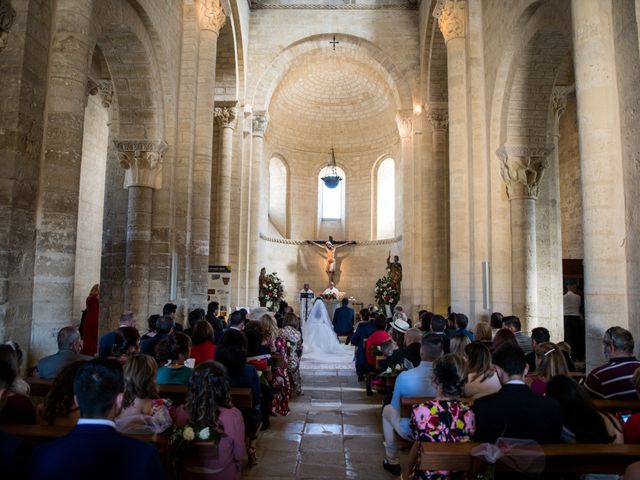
[37,327,92,379]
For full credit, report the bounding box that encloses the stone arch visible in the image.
[90,0,166,140]
[422,7,448,107]
[250,34,413,115]
[215,12,239,104]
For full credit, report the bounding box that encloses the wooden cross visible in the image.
[330,35,339,51]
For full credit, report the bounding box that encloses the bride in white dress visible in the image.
[302,298,354,363]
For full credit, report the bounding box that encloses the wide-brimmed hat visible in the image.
[391,318,410,334]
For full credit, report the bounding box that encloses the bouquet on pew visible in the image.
[169,423,224,456]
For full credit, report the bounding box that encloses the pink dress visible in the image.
[173,405,245,480]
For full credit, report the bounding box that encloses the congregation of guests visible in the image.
[0,297,307,479]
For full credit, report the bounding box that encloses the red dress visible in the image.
[191,341,216,365]
[81,294,99,356]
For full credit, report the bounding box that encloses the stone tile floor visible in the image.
[241,363,400,479]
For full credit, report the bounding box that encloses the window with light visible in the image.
[319,165,345,220]
[376,158,395,239]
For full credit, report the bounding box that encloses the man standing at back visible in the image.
[474,344,562,443]
[29,358,164,480]
[563,283,584,361]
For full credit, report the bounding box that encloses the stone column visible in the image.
[572,0,631,368]
[247,113,268,305]
[190,0,227,306]
[0,0,16,54]
[434,0,473,315]
[397,110,414,309]
[214,105,238,266]
[31,0,93,359]
[427,107,450,313]
[497,144,551,330]
[116,140,168,321]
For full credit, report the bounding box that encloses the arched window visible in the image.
[319,165,345,220]
[269,157,288,236]
[376,158,395,239]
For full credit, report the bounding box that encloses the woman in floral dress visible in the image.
[409,354,475,480]
[281,312,303,396]
[260,313,291,416]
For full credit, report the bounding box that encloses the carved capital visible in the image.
[88,78,114,108]
[551,84,574,121]
[0,0,16,54]
[197,0,227,33]
[497,144,553,200]
[214,106,238,129]
[396,111,413,139]
[115,139,168,189]
[427,108,449,131]
[433,0,466,43]
[252,112,269,137]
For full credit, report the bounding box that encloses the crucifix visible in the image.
[329,35,339,51]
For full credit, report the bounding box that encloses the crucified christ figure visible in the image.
[307,236,356,283]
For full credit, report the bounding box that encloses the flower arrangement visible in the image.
[374,274,399,310]
[169,423,224,463]
[322,292,337,301]
[259,272,285,312]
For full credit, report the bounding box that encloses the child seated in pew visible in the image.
[173,361,245,480]
[116,354,173,434]
[36,360,85,427]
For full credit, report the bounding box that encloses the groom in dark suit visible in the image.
[333,298,355,341]
[474,343,562,444]
[30,358,164,480]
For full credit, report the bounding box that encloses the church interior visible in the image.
[2,0,640,477]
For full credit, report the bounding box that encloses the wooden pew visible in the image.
[27,378,253,409]
[0,423,167,447]
[593,399,640,413]
[418,442,640,476]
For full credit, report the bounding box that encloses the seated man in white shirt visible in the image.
[381,334,444,476]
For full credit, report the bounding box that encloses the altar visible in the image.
[323,299,340,319]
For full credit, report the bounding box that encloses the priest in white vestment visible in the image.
[299,283,315,322]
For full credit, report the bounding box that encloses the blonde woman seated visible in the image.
[525,342,569,395]
[408,354,475,480]
[463,342,501,400]
[449,333,471,358]
[116,354,173,434]
[36,361,85,427]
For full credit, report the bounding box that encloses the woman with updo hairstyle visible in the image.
[463,342,501,400]
[259,313,290,416]
[155,332,193,385]
[37,360,85,426]
[116,354,173,434]
[190,320,215,366]
[525,342,569,395]
[109,326,140,364]
[408,354,475,480]
[173,361,245,479]
[474,321,493,346]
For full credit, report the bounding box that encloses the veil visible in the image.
[301,298,354,359]
[304,299,333,331]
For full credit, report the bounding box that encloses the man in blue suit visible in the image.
[350,309,377,381]
[30,358,164,480]
[333,298,355,341]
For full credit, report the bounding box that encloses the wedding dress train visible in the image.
[301,299,354,363]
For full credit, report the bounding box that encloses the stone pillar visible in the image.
[31,0,93,359]
[427,107,450,313]
[191,0,227,306]
[214,106,238,266]
[497,144,551,330]
[434,0,473,316]
[0,0,16,54]
[247,113,268,305]
[572,0,631,368]
[116,140,168,321]
[397,110,414,310]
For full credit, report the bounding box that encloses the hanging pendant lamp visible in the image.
[321,147,342,189]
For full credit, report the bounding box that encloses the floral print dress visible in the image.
[269,334,291,416]
[409,400,475,480]
[281,325,303,396]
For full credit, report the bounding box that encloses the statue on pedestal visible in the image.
[258,267,267,307]
[387,252,403,298]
